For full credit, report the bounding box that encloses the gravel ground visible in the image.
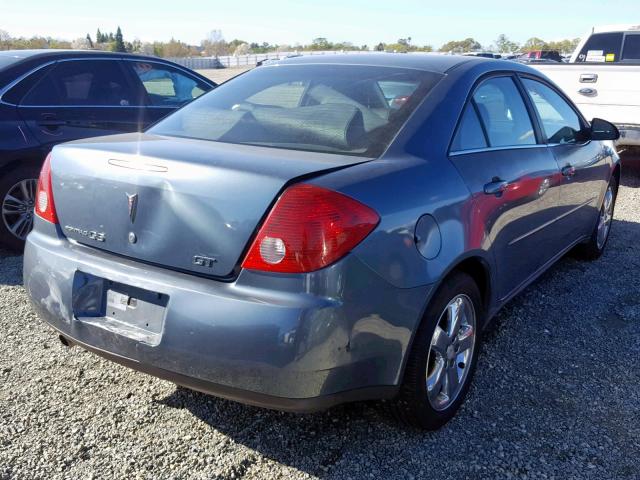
[1,157,640,480]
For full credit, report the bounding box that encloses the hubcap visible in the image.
[596,186,614,249]
[426,294,476,411]
[2,179,38,241]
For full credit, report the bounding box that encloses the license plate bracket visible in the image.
[72,272,169,345]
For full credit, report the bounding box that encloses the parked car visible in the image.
[462,52,502,59]
[0,49,216,249]
[24,54,620,430]
[531,24,640,147]
[518,50,563,62]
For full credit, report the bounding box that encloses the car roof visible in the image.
[265,53,493,74]
[0,49,158,63]
[591,24,640,34]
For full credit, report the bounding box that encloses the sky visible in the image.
[1,0,637,49]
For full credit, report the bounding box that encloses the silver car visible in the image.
[23,54,620,429]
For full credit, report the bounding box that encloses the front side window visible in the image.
[622,34,640,61]
[522,79,584,144]
[576,32,623,63]
[127,61,209,107]
[450,103,487,152]
[472,77,536,147]
[149,65,442,157]
[21,60,134,106]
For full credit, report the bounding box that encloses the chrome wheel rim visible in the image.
[2,179,37,240]
[596,186,614,249]
[426,294,476,411]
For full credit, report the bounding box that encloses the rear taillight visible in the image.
[242,184,379,273]
[35,153,58,224]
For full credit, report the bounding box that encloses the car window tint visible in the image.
[128,61,208,107]
[472,77,535,147]
[149,65,443,158]
[576,32,623,63]
[622,35,640,61]
[22,60,134,106]
[451,103,487,152]
[522,79,583,144]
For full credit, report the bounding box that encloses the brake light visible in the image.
[35,153,58,224]
[242,184,379,273]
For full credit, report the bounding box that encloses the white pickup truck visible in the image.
[532,25,640,147]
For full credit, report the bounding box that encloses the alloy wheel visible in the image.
[596,186,614,250]
[426,294,476,411]
[2,178,38,240]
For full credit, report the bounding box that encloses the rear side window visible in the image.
[22,60,134,106]
[472,77,536,147]
[576,32,623,63]
[126,61,210,107]
[522,79,583,144]
[451,103,487,152]
[622,35,640,61]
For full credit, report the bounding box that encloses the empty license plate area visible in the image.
[72,271,169,345]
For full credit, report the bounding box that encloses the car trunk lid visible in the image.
[51,133,367,278]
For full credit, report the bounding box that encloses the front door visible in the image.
[520,77,610,242]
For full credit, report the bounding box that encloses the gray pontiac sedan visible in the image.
[24,54,620,429]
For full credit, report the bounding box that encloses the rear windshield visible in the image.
[149,64,442,157]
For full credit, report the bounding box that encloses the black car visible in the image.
[0,49,216,249]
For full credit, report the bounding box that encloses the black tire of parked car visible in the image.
[389,271,483,430]
[0,164,42,251]
[574,175,619,261]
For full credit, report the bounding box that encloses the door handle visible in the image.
[578,87,597,97]
[579,73,598,83]
[484,179,510,196]
[561,165,576,177]
[37,120,66,127]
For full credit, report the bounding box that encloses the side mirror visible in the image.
[590,118,620,141]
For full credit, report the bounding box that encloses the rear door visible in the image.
[17,58,144,148]
[520,76,609,242]
[122,60,212,125]
[448,75,564,300]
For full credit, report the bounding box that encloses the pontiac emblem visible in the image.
[126,193,138,223]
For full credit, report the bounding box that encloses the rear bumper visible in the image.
[23,222,430,411]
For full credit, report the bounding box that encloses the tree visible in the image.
[375,42,385,52]
[72,36,92,49]
[310,37,331,50]
[233,43,250,56]
[113,26,126,52]
[522,37,548,52]
[162,38,193,57]
[440,38,482,53]
[495,34,519,53]
[201,29,227,56]
[85,34,93,49]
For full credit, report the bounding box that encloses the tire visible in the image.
[389,271,483,430]
[574,175,618,261]
[0,164,42,251]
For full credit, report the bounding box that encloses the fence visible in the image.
[167,50,373,69]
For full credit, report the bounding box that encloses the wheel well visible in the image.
[452,257,491,313]
[0,156,44,176]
